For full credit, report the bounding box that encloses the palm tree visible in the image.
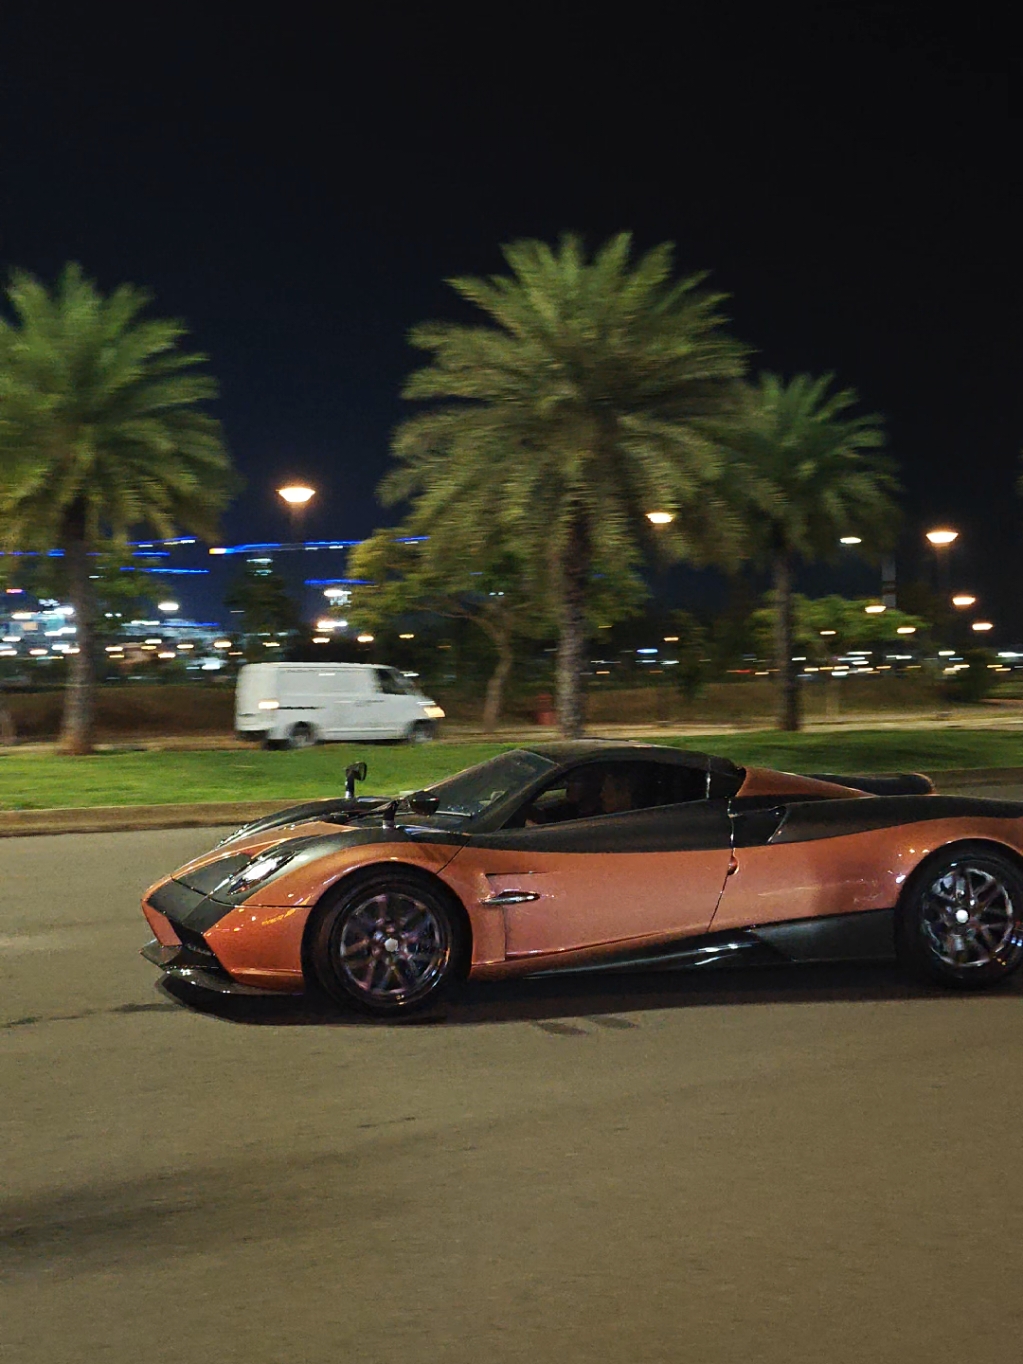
[0,264,236,753]
[728,373,899,730]
[384,233,749,736]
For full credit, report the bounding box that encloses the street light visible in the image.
[157,600,179,613]
[277,484,315,506]
[925,528,959,596]
[864,604,886,614]
[646,511,674,526]
[277,483,316,539]
[952,594,976,608]
[839,536,862,545]
[972,621,994,632]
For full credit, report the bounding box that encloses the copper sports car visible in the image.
[140,742,1023,1014]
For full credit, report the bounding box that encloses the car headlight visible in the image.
[219,850,294,896]
[422,704,445,719]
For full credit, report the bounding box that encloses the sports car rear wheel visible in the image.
[309,872,466,1016]
[897,845,1023,989]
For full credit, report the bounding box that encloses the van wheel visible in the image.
[286,723,316,750]
[407,721,435,745]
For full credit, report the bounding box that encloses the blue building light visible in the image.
[304,578,373,586]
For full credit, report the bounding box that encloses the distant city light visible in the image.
[263,640,281,648]
[972,621,994,632]
[157,651,176,659]
[839,536,862,545]
[315,619,337,632]
[952,594,976,607]
[663,636,679,642]
[213,639,232,649]
[312,636,329,644]
[157,601,179,613]
[356,634,374,643]
[209,547,227,555]
[277,484,315,505]
[820,629,837,636]
[896,626,917,634]
[399,633,415,640]
[864,605,886,614]
[925,529,958,546]
[646,511,674,526]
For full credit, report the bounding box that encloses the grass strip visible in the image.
[3,728,1023,810]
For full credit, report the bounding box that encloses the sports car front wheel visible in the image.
[897,845,1023,989]
[309,872,467,1016]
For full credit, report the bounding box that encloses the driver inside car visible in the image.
[525,767,605,825]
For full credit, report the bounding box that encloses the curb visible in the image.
[0,799,285,838]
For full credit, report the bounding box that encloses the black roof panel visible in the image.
[520,740,739,777]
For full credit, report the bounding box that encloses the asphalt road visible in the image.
[2,829,1023,1364]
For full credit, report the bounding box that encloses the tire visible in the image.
[309,870,467,1017]
[896,843,1023,989]
[285,722,316,750]
[407,720,435,745]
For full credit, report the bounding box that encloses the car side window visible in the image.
[505,761,709,828]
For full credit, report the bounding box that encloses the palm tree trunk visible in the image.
[60,527,95,755]
[774,550,800,732]
[482,628,514,731]
[557,516,590,738]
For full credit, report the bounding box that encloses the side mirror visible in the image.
[345,761,368,800]
[405,790,440,816]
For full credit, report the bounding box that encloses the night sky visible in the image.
[1,10,1019,629]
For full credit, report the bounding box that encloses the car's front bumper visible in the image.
[140,937,303,996]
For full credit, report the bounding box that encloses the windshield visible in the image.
[423,749,556,820]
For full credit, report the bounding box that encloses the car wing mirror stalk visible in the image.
[345,761,368,800]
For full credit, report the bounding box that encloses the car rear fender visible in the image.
[896,836,1023,909]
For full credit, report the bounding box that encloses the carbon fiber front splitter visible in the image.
[140,939,304,997]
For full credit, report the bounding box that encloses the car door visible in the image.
[341,667,389,737]
[454,760,733,963]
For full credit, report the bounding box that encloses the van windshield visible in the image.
[376,668,418,696]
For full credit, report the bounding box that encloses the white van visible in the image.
[235,662,445,748]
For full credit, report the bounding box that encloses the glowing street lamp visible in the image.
[277,483,316,540]
[157,600,179,613]
[839,536,862,545]
[646,511,674,526]
[925,529,958,546]
[277,484,315,506]
[864,604,886,614]
[972,621,994,633]
[952,594,976,608]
